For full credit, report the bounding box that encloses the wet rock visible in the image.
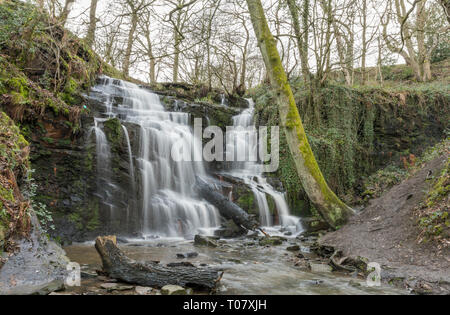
[194,235,219,247]
[126,243,144,247]
[215,220,247,238]
[135,286,153,295]
[309,262,333,273]
[97,276,117,282]
[303,279,324,286]
[81,271,98,279]
[284,232,293,236]
[116,237,129,244]
[0,214,69,295]
[300,246,311,253]
[286,245,300,251]
[259,236,286,246]
[100,282,133,292]
[348,280,362,288]
[115,285,134,291]
[166,262,195,268]
[161,285,187,295]
[100,283,119,291]
[176,252,199,259]
[131,232,145,239]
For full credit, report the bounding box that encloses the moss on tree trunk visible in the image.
[245,0,354,228]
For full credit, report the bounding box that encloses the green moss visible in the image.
[0,110,31,251]
[68,199,100,232]
[41,137,55,144]
[0,186,15,203]
[103,118,123,147]
[236,190,256,214]
[7,76,29,97]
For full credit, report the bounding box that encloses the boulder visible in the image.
[194,235,219,247]
[286,245,300,251]
[259,236,286,246]
[135,286,153,295]
[0,214,70,295]
[177,252,199,259]
[215,220,247,238]
[161,285,187,295]
[100,283,118,291]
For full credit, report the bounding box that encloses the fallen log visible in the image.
[195,176,260,231]
[95,236,220,290]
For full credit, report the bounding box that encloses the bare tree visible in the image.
[381,0,444,82]
[59,0,75,27]
[286,0,311,83]
[85,0,98,48]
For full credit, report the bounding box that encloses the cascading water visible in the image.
[89,76,220,237]
[226,99,301,232]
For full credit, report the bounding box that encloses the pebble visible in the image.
[161,285,187,295]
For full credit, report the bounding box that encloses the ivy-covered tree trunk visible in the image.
[245,0,354,228]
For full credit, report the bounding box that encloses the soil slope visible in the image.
[320,154,450,294]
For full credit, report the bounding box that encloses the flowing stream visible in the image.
[76,78,409,295]
[64,238,407,295]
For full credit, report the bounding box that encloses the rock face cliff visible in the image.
[0,111,69,295]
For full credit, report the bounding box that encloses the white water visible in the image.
[89,76,220,237]
[226,99,302,232]
[121,125,135,191]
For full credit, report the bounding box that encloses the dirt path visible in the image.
[320,155,450,294]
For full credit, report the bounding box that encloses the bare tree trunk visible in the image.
[360,0,367,84]
[37,0,44,10]
[85,0,98,48]
[59,0,75,27]
[123,11,138,77]
[377,34,383,83]
[439,0,450,24]
[320,0,352,85]
[286,0,311,83]
[173,34,181,82]
[245,0,354,228]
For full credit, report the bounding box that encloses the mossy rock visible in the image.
[103,118,123,147]
[259,236,287,246]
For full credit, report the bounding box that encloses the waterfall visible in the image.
[122,125,135,191]
[227,99,301,231]
[221,94,226,106]
[89,76,220,237]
